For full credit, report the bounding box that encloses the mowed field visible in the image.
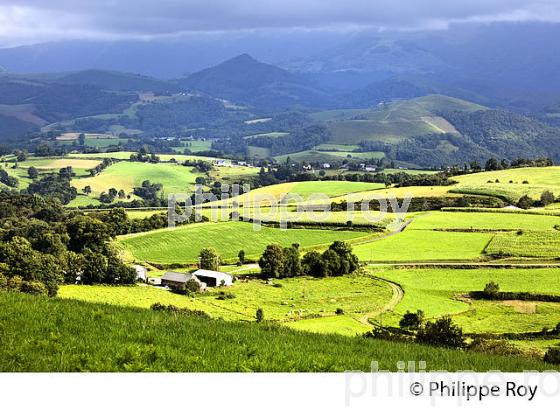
[373,268,560,335]
[120,221,373,264]
[217,180,386,207]
[450,166,560,202]
[71,161,202,198]
[353,229,494,262]
[352,210,560,262]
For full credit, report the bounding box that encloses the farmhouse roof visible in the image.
[161,271,189,283]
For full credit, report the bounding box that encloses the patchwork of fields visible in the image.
[373,268,560,335]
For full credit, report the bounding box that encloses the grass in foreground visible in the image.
[1,291,556,372]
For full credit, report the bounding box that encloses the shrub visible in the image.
[399,310,424,330]
[468,338,524,357]
[544,347,560,365]
[483,282,500,298]
[416,317,465,349]
[216,291,236,300]
[20,281,48,296]
[517,195,534,209]
[335,308,345,315]
[540,191,555,206]
[184,279,202,294]
[256,308,264,323]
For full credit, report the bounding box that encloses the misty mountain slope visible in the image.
[55,70,178,93]
[178,54,335,110]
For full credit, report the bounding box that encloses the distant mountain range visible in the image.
[2,22,560,110]
[1,41,560,166]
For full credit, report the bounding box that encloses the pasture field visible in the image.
[485,231,560,258]
[320,95,483,145]
[353,229,493,262]
[221,180,385,205]
[8,157,102,177]
[120,221,372,264]
[274,150,385,163]
[313,143,360,151]
[450,166,560,202]
[59,275,393,328]
[372,268,560,334]
[247,146,271,158]
[3,291,554,371]
[409,211,560,231]
[208,165,260,181]
[234,209,398,228]
[177,140,213,152]
[71,161,202,198]
[69,151,224,162]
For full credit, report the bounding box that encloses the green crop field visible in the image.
[486,231,560,258]
[3,291,554,372]
[220,180,385,207]
[71,161,203,199]
[353,229,493,262]
[410,211,560,231]
[373,268,560,334]
[120,221,372,264]
[7,157,102,177]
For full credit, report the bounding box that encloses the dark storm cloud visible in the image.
[1,0,560,45]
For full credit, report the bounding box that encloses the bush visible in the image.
[416,317,465,349]
[483,282,500,298]
[335,308,345,315]
[216,291,236,300]
[544,347,560,365]
[399,310,424,330]
[256,308,264,323]
[184,279,202,294]
[20,281,48,296]
[468,338,524,357]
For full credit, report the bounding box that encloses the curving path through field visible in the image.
[357,277,404,326]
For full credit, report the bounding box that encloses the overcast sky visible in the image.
[1,0,560,47]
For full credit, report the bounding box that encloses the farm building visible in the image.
[133,265,147,282]
[160,270,233,290]
[192,269,233,287]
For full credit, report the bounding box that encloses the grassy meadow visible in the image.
[3,291,555,372]
[59,274,393,324]
[71,161,202,199]
[353,230,494,262]
[120,221,373,264]
[373,268,560,335]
